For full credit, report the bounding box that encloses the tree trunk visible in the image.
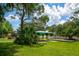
[20,9,25,31]
[0,22,3,38]
[68,36,73,40]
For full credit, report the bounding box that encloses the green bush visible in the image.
[14,25,38,45]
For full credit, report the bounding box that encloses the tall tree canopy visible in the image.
[47,8,79,40]
[6,3,44,31]
[32,15,49,31]
[0,3,45,45]
[0,20,13,38]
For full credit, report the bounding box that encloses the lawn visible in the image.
[0,38,79,56]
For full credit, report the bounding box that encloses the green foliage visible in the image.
[71,9,79,37]
[4,3,44,45]
[55,24,63,36]
[47,25,56,32]
[33,15,49,31]
[63,21,75,36]
[49,20,77,39]
[48,9,79,40]
[0,20,13,38]
[0,3,45,44]
[39,15,49,24]
[2,21,13,33]
[14,25,38,45]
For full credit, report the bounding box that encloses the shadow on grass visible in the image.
[0,42,21,56]
[31,42,47,48]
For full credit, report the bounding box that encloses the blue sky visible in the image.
[4,3,79,31]
[44,3,79,26]
[47,3,65,7]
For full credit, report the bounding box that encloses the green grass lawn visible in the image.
[0,38,79,56]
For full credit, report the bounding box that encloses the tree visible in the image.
[6,3,44,45]
[70,9,79,37]
[15,23,38,45]
[62,21,76,40]
[0,20,13,38]
[6,3,44,31]
[50,8,79,40]
[32,15,49,31]
[1,3,44,43]
[55,24,63,36]
[0,4,8,37]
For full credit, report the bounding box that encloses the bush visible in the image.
[14,25,38,45]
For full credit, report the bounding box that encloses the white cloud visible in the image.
[5,14,20,21]
[5,14,20,31]
[58,20,67,25]
[43,3,79,26]
[44,4,61,26]
[4,3,79,30]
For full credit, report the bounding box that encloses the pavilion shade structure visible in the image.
[36,31,53,35]
[35,31,53,41]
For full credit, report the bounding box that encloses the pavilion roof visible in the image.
[36,31,53,34]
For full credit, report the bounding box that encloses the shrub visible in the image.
[14,25,38,45]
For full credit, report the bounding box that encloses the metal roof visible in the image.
[36,31,53,34]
